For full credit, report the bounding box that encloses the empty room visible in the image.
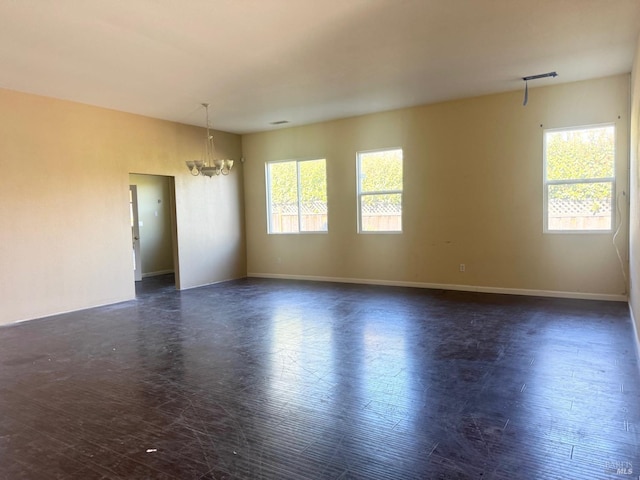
[1,1,640,478]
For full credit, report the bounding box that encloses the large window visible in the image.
[266,158,328,234]
[357,148,403,233]
[544,125,615,232]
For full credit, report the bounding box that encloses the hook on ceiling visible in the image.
[522,71,558,106]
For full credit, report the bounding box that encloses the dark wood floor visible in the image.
[0,275,638,479]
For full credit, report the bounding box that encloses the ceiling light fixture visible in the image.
[185,103,234,176]
[522,71,557,106]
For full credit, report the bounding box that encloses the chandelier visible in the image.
[185,103,234,176]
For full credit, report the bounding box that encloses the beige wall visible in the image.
[0,88,246,325]
[129,174,175,277]
[1,73,631,325]
[243,75,629,299]
[629,34,640,345]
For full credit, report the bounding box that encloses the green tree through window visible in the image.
[544,125,615,231]
[267,159,327,233]
[357,148,403,232]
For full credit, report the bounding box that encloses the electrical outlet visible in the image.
[459,264,465,272]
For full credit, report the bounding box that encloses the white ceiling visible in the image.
[1,0,639,134]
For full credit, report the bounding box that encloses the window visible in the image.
[544,125,615,232]
[266,158,327,234]
[357,148,403,233]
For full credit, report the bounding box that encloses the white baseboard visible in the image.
[247,272,628,302]
[142,270,174,278]
[9,294,136,326]
[178,275,244,291]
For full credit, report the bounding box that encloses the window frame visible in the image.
[356,147,403,234]
[265,157,328,235]
[542,123,616,234]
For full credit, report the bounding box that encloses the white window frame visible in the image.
[543,123,615,234]
[356,148,403,234]
[266,158,328,234]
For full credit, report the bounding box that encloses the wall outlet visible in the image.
[459,263,465,272]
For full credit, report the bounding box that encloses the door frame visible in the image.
[128,174,180,290]
[129,184,143,282]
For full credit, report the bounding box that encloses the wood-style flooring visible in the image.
[0,275,638,479]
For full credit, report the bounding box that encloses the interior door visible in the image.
[129,185,142,281]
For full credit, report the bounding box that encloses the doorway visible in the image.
[129,174,179,292]
[129,185,143,281]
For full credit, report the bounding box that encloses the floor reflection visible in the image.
[0,280,637,478]
[268,304,335,406]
